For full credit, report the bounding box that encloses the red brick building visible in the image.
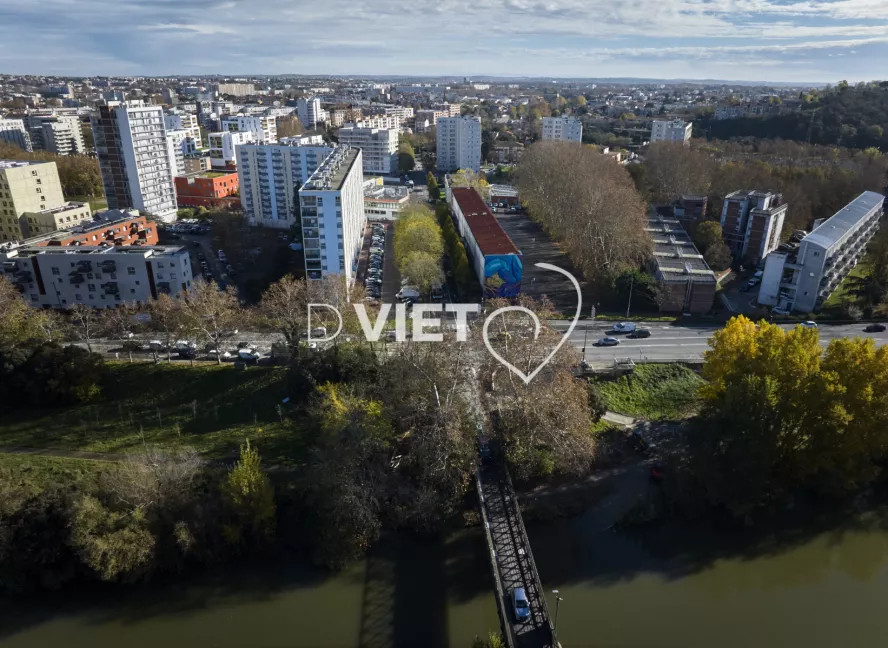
[175,171,240,209]
[33,212,157,248]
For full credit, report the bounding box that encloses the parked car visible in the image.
[864,323,887,333]
[512,588,530,621]
[237,348,261,362]
[609,322,637,334]
[208,349,233,360]
[800,321,818,329]
[148,340,166,351]
[596,336,620,346]
[628,329,651,339]
[177,348,197,360]
[174,340,197,351]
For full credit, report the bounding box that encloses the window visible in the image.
[30,294,38,302]
[131,289,136,294]
[88,283,95,291]
[51,267,60,275]
[75,294,82,300]
[128,267,136,275]
[157,262,164,268]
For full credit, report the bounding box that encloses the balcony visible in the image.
[99,259,117,272]
[102,282,119,295]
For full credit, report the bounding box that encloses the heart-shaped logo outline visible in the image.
[482,263,582,385]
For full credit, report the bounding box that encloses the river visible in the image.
[4,508,888,647]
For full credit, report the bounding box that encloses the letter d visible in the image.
[307,303,343,342]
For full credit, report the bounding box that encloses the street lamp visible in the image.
[552,589,564,645]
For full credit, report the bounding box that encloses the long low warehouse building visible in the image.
[447,186,523,297]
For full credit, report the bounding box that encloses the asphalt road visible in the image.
[547,320,888,365]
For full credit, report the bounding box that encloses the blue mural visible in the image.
[484,254,523,297]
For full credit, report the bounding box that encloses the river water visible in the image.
[4,510,888,647]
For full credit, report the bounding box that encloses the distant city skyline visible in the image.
[1,0,888,83]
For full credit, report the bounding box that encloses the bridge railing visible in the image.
[475,465,517,648]
[503,466,556,647]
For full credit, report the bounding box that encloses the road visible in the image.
[548,320,888,365]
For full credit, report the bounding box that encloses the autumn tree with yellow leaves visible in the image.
[689,315,888,517]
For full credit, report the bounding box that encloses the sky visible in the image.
[1,0,888,83]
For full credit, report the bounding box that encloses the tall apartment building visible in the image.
[436,116,482,172]
[165,129,189,177]
[0,160,67,242]
[758,191,884,313]
[216,83,255,97]
[337,126,398,175]
[0,119,33,152]
[651,119,692,144]
[220,115,277,144]
[720,190,788,264]
[24,114,86,156]
[1,242,193,309]
[92,101,178,223]
[163,112,202,148]
[542,116,583,142]
[237,141,333,229]
[296,97,327,128]
[209,131,254,169]
[299,147,365,282]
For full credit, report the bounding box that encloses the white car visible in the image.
[800,321,818,329]
[237,348,261,361]
[610,322,636,334]
[174,340,197,351]
[208,349,233,360]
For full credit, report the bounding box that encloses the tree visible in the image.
[689,316,888,517]
[705,243,733,271]
[68,303,102,353]
[276,116,304,139]
[393,206,444,272]
[643,142,713,202]
[181,278,241,364]
[223,440,276,545]
[515,141,651,285]
[450,168,490,201]
[147,293,186,362]
[398,140,415,174]
[401,252,444,295]
[0,275,52,351]
[427,172,440,201]
[100,302,143,363]
[692,221,725,254]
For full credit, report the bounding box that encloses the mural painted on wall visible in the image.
[483,254,522,297]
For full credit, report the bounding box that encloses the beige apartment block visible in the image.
[0,160,66,242]
[20,201,92,237]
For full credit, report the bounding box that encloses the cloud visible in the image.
[0,0,886,80]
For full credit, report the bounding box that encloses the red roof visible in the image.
[451,187,520,256]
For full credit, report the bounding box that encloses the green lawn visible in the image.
[0,454,111,499]
[0,363,308,466]
[68,194,108,213]
[596,363,705,420]
[823,258,871,312]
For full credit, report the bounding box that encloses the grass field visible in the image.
[0,454,111,499]
[0,363,307,466]
[596,363,705,420]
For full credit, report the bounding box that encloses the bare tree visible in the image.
[68,303,102,353]
[147,293,186,363]
[182,278,241,364]
[515,141,651,284]
[643,141,713,203]
[105,444,204,512]
[100,301,143,363]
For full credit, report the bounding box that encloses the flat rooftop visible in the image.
[0,160,45,169]
[804,191,885,250]
[12,244,185,258]
[302,146,360,192]
[364,185,408,201]
[28,201,88,215]
[489,184,519,198]
[647,215,716,283]
[451,187,520,256]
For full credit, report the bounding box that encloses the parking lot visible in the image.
[494,212,595,315]
[356,221,390,303]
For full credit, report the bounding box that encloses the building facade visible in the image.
[237,141,333,229]
[0,118,33,152]
[436,116,482,172]
[175,171,240,209]
[1,243,192,309]
[758,191,884,313]
[363,180,409,220]
[296,97,327,128]
[24,115,86,156]
[91,101,178,223]
[19,202,92,238]
[337,126,398,175]
[216,83,255,97]
[541,116,583,142]
[220,115,277,144]
[0,160,67,242]
[165,129,189,177]
[646,213,717,313]
[720,190,787,264]
[163,112,202,148]
[299,147,365,282]
[209,130,254,169]
[184,154,211,174]
[651,119,692,144]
